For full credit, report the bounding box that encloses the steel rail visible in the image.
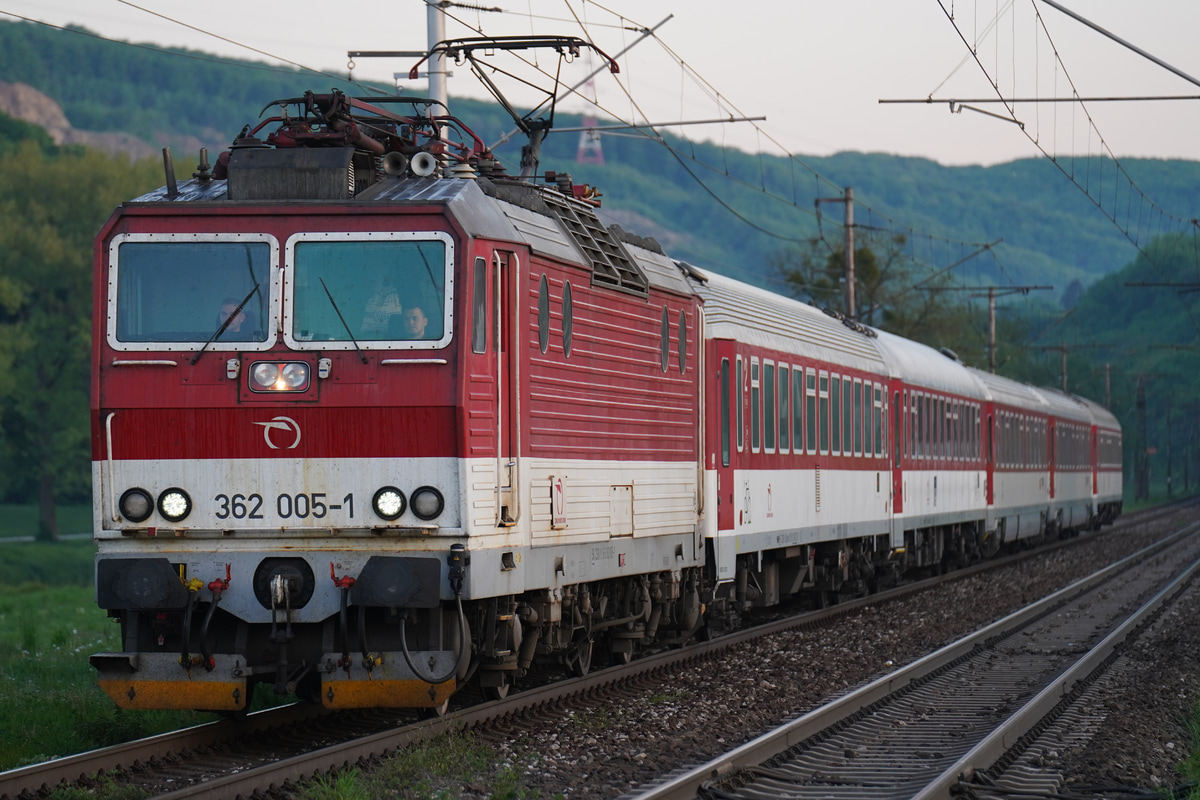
[1,499,1188,799]
[0,703,325,800]
[914,543,1200,799]
[627,518,1200,800]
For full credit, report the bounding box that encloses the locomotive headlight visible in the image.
[250,361,310,392]
[119,488,154,523]
[281,363,309,389]
[157,488,192,522]
[372,487,407,520]
[252,362,280,389]
[410,486,445,520]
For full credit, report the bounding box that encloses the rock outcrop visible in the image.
[0,80,158,160]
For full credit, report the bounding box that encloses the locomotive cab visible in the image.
[91,88,707,712]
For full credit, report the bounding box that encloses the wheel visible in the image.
[482,675,511,701]
[567,637,594,677]
[609,641,633,666]
[418,698,450,719]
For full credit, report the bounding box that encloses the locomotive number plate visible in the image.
[213,492,356,521]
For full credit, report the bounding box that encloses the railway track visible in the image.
[1,500,1191,800]
[632,517,1200,800]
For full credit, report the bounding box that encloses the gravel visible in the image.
[471,517,1200,799]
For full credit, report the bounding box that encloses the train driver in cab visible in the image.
[401,306,429,339]
[217,298,258,340]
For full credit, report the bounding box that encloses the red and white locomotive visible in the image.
[90,66,1121,713]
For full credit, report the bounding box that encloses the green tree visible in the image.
[0,136,160,538]
[772,235,977,348]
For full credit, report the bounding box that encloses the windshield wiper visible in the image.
[320,278,367,364]
[190,284,260,366]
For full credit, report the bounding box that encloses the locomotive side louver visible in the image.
[541,191,649,297]
[227,147,375,201]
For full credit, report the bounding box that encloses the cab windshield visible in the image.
[111,236,273,347]
[289,234,451,348]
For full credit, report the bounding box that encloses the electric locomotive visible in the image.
[90,82,706,712]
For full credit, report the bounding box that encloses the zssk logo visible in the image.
[254,416,302,450]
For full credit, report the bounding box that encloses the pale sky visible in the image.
[2,0,1199,167]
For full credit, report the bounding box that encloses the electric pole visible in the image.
[923,285,1051,372]
[427,2,448,109]
[815,188,856,320]
[844,187,855,320]
[1135,374,1148,502]
[347,3,451,108]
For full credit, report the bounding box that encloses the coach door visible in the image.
[1048,419,1056,501]
[1091,426,1098,494]
[495,250,520,526]
[715,341,736,532]
[892,388,904,516]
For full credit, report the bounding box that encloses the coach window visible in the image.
[919,393,927,459]
[778,365,790,452]
[944,398,951,460]
[966,404,973,459]
[874,385,885,457]
[537,274,551,354]
[948,402,956,460]
[958,403,965,459]
[925,393,933,459]
[866,383,876,457]
[844,381,854,455]
[751,358,761,452]
[472,257,488,353]
[720,359,731,467]
[660,306,670,372]
[939,398,947,459]
[916,395,924,459]
[1024,416,1031,468]
[678,310,687,373]
[764,362,776,452]
[842,377,852,457]
[941,398,949,460]
[562,281,574,357]
[736,356,744,452]
[951,402,959,460]
[819,373,830,454]
[853,380,863,455]
[970,405,976,459]
[806,370,817,455]
[793,368,805,454]
[830,374,841,455]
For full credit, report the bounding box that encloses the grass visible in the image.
[296,731,549,800]
[0,538,96,586]
[0,581,216,770]
[0,522,217,772]
[0,503,92,540]
[1174,699,1200,800]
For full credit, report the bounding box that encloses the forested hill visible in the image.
[2,17,1200,296]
